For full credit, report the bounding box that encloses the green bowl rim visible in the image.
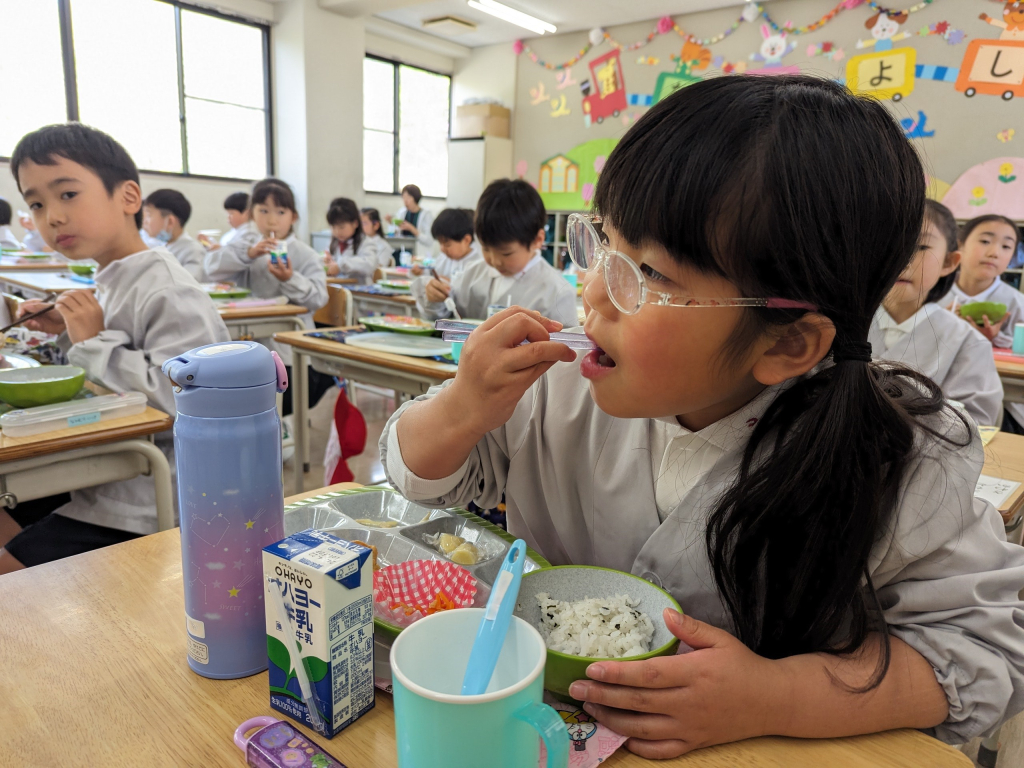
[0,364,85,383]
[521,564,682,663]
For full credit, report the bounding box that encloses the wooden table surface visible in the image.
[274,327,458,380]
[0,482,970,768]
[327,277,359,286]
[0,255,68,271]
[347,286,417,306]
[217,303,308,321]
[0,270,89,294]
[995,355,1024,380]
[984,431,1024,524]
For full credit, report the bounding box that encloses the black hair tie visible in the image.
[832,340,873,364]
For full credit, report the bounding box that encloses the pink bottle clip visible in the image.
[270,351,288,393]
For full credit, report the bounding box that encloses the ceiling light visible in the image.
[466,0,556,35]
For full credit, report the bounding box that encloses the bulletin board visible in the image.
[510,0,1024,217]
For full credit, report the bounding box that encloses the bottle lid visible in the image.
[162,341,287,392]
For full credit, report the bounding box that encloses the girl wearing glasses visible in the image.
[381,76,1024,756]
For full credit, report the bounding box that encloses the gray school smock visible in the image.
[379,360,1024,744]
[868,304,1004,427]
[53,248,230,535]
[410,256,578,327]
[364,235,395,268]
[329,238,379,285]
[409,245,484,306]
[164,232,206,282]
[204,227,328,366]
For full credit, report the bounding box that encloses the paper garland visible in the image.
[516,0,946,71]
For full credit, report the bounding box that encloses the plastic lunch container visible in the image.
[0,392,148,437]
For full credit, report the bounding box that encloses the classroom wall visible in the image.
[451,43,518,133]
[511,0,1024,215]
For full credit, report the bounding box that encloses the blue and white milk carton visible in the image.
[263,529,375,737]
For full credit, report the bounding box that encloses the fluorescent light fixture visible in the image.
[467,0,556,35]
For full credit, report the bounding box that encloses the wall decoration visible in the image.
[549,94,571,117]
[998,128,1017,142]
[926,175,951,201]
[530,83,551,105]
[539,155,580,194]
[555,68,577,89]
[943,156,1024,218]
[580,50,628,127]
[581,182,595,206]
[628,93,653,106]
[538,139,620,210]
[515,160,528,179]
[713,55,750,74]
[979,2,1024,41]
[917,20,966,44]
[902,110,936,137]
[915,63,959,82]
[807,42,846,61]
[954,38,1024,100]
[856,11,912,51]
[652,41,713,103]
[636,56,661,65]
[748,25,800,74]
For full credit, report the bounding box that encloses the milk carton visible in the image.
[263,529,375,737]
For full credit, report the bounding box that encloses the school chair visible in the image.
[372,267,384,284]
[313,285,353,327]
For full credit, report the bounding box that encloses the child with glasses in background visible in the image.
[380,77,1024,757]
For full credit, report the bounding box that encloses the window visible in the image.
[363,57,450,198]
[0,2,68,157]
[0,0,271,180]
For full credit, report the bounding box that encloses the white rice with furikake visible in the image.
[536,593,655,658]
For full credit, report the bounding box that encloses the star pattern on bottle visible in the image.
[228,587,240,598]
[245,520,254,529]
[233,560,244,570]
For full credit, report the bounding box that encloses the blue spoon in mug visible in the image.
[461,540,527,695]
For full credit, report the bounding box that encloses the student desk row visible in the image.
[996,357,1024,406]
[0,255,68,271]
[346,285,420,319]
[0,481,972,768]
[0,383,175,531]
[274,328,457,491]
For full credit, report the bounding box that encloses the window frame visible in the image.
[1,0,273,182]
[363,54,452,199]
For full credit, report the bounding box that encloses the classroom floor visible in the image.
[282,387,1024,768]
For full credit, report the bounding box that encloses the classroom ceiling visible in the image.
[373,0,758,47]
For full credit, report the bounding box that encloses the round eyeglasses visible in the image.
[565,213,817,316]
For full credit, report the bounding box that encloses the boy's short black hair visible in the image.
[224,192,249,212]
[0,198,11,227]
[475,179,546,249]
[144,189,191,226]
[431,208,475,242]
[10,123,143,227]
[923,199,959,305]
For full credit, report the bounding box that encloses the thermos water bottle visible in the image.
[162,341,289,679]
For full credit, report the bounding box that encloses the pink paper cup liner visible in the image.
[373,559,477,628]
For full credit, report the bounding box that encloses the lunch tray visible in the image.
[284,486,549,686]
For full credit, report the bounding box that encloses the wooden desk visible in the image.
[0,254,68,271]
[347,285,420,319]
[996,354,1024,405]
[328,277,359,286]
[0,270,89,297]
[0,385,175,530]
[0,482,970,768]
[217,303,308,342]
[984,431,1024,530]
[274,328,457,492]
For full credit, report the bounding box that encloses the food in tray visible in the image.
[355,518,400,528]
[536,593,655,658]
[352,540,380,570]
[358,314,436,335]
[423,532,482,565]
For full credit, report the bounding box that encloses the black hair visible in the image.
[144,189,191,226]
[250,178,298,238]
[401,184,422,204]
[923,199,959,305]
[360,208,382,237]
[595,75,969,690]
[327,197,362,255]
[224,192,250,213]
[10,122,143,227]
[959,214,1022,252]
[0,197,10,227]
[431,208,475,242]
[476,179,546,249]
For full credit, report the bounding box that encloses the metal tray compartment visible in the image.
[400,516,509,565]
[305,492,447,529]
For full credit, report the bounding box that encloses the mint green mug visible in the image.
[391,608,569,768]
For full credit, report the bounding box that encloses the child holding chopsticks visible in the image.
[381,77,1024,756]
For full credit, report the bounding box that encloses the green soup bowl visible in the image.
[0,366,86,408]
